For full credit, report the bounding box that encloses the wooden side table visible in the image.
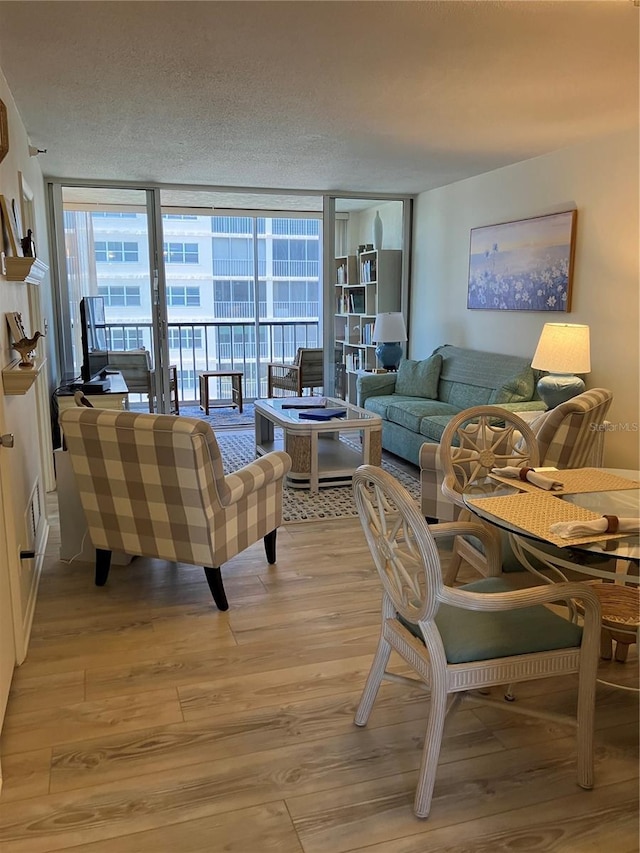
[199,370,243,415]
[169,365,179,415]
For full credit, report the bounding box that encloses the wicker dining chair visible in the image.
[352,464,601,819]
[437,405,540,583]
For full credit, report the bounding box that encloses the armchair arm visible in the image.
[267,362,301,396]
[223,451,292,505]
[266,362,300,374]
[356,372,396,407]
[419,442,458,522]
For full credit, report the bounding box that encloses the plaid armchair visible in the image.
[59,408,291,610]
[420,388,613,522]
[267,347,324,397]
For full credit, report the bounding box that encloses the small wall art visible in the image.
[0,194,22,256]
[467,210,577,312]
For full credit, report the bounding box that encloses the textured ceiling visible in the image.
[0,1,638,198]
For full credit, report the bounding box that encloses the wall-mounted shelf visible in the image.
[2,357,47,395]
[3,256,48,284]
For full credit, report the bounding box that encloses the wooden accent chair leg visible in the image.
[95,549,112,586]
[614,642,630,663]
[264,529,277,564]
[204,566,229,611]
[600,628,613,660]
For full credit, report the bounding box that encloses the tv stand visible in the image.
[58,371,129,415]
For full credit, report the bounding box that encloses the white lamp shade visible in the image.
[531,323,591,374]
[372,312,407,343]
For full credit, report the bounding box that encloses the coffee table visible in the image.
[254,397,382,493]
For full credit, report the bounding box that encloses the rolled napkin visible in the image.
[550,516,640,539]
[492,466,564,491]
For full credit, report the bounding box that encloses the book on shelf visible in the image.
[359,259,377,283]
[298,408,347,421]
[348,291,365,314]
[281,396,327,409]
[361,321,375,345]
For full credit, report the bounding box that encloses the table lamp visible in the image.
[531,322,590,408]
[372,312,407,371]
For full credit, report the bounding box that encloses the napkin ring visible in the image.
[519,467,535,481]
[603,515,619,533]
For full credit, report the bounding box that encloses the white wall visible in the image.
[346,201,404,253]
[411,129,639,468]
[0,69,53,757]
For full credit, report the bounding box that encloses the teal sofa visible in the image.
[356,344,545,467]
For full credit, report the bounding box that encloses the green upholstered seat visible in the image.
[399,577,583,664]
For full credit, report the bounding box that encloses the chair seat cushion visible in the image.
[399,577,583,664]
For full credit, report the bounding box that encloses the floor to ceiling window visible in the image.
[55,187,324,409]
[52,186,411,412]
[161,210,322,401]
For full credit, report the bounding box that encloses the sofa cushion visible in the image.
[434,345,537,408]
[386,400,459,433]
[363,395,399,419]
[419,414,460,443]
[395,354,442,399]
[489,367,536,404]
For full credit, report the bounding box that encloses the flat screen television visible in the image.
[80,296,110,381]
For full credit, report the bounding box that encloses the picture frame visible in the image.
[6,311,27,343]
[0,193,22,256]
[467,210,577,312]
[0,99,8,165]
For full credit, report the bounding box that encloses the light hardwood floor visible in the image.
[0,499,637,852]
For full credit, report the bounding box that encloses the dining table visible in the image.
[462,467,639,583]
[462,467,639,689]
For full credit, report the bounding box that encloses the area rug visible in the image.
[215,429,421,522]
[179,402,255,429]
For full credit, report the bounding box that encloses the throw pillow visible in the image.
[489,367,535,404]
[395,354,442,399]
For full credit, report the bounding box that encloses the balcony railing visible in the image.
[104,319,321,403]
[212,259,267,277]
[272,301,318,318]
[272,260,318,278]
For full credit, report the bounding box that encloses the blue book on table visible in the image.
[298,408,347,421]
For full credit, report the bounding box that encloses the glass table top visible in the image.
[463,468,640,563]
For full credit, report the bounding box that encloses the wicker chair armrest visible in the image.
[439,581,601,625]
[223,451,292,505]
[429,520,501,574]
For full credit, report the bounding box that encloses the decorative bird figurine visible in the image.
[12,331,44,367]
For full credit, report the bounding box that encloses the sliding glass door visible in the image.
[55,187,158,408]
[54,186,323,412]
[159,206,322,408]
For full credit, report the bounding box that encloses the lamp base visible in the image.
[375,342,403,371]
[536,373,585,409]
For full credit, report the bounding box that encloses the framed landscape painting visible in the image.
[467,210,577,312]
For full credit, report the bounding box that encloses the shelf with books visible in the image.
[334,255,357,286]
[334,249,403,403]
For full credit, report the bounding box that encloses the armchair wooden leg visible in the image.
[264,529,277,564]
[95,549,112,586]
[204,566,229,611]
